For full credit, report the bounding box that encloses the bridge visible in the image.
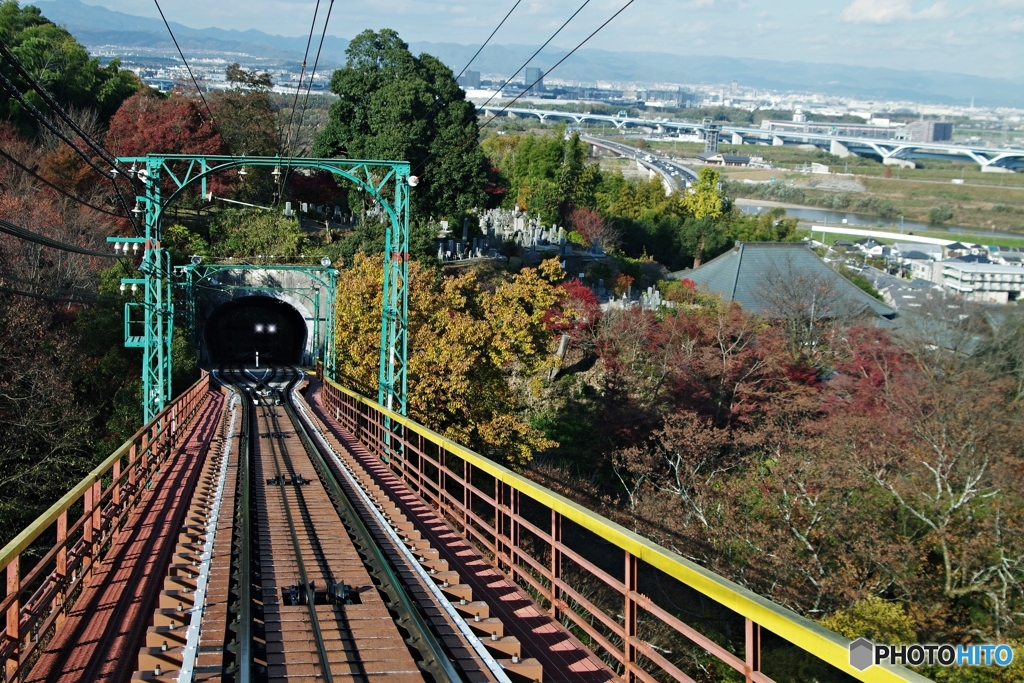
[479,106,1024,172]
[0,154,931,683]
[580,135,695,194]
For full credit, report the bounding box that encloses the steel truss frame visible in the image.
[110,155,411,422]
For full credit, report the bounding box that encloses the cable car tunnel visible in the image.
[204,296,308,366]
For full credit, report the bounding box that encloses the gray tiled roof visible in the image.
[678,243,896,318]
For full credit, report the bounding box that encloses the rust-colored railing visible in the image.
[0,374,213,682]
[320,376,930,683]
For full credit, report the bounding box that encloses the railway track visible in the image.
[216,365,460,683]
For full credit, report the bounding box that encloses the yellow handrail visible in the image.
[324,377,932,683]
[0,374,208,572]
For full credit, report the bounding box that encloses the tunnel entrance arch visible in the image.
[204,295,308,365]
[182,264,335,368]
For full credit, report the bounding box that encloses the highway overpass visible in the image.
[478,105,1024,172]
[581,134,696,193]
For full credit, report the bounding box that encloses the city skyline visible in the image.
[42,0,1024,81]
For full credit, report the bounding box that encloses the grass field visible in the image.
[622,136,1024,233]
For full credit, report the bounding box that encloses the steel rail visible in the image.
[233,367,334,683]
[282,368,461,683]
[214,366,252,683]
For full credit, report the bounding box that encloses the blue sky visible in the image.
[79,0,1024,80]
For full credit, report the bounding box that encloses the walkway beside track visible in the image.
[25,388,225,683]
[304,379,616,683]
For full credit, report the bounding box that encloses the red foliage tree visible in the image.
[543,278,601,337]
[106,91,233,197]
[568,205,619,250]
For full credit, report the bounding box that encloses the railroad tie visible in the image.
[299,401,544,683]
[132,393,237,682]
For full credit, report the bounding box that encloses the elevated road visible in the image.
[479,105,1024,172]
[581,135,696,193]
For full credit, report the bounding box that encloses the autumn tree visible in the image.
[334,253,563,467]
[106,90,232,203]
[568,205,618,250]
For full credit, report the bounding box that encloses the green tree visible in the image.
[0,1,140,132]
[729,207,799,242]
[208,209,305,262]
[678,216,730,267]
[313,29,489,220]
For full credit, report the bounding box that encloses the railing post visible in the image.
[6,557,19,681]
[55,511,67,629]
[113,459,121,509]
[128,443,137,498]
[511,489,521,586]
[83,484,94,576]
[745,618,761,682]
[550,510,562,621]
[91,480,102,555]
[463,460,470,535]
[624,551,638,682]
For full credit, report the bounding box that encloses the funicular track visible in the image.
[215,365,467,683]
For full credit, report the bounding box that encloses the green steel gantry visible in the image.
[109,154,412,423]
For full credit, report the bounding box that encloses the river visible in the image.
[736,202,1024,242]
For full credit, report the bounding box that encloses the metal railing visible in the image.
[0,373,213,682]
[319,376,930,683]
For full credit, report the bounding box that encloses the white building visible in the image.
[940,262,1024,304]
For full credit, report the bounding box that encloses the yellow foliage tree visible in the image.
[333,253,561,467]
[682,167,724,220]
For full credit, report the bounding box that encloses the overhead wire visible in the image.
[479,0,636,130]
[420,0,637,179]
[152,0,217,126]
[0,68,141,233]
[0,39,131,178]
[292,0,335,153]
[454,0,523,82]
[0,284,97,305]
[0,271,99,299]
[283,0,323,156]
[0,147,123,217]
[413,0,592,177]
[0,217,121,257]
[477,0,592,111]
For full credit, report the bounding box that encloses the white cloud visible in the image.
[840,0,949,23]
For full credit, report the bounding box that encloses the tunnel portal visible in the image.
[204,296,307,365]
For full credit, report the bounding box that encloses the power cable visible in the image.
[420,0,636,179]
[480,0,636,130]
[0,147,122,217]
[413,0,592,176]
[283,0,323,155]
[152,0,217,126]
[0,39,131,178]
[293,0,335,148]
[0,284,96,305]
[454,0,523,82]
[477,0,592,111]
[0,67,140,233]
[0,272,98,298]
[0,216,121,258]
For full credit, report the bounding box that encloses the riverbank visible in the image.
[735,198,1024,246]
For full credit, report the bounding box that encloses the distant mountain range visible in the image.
[30,0,1024,107]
